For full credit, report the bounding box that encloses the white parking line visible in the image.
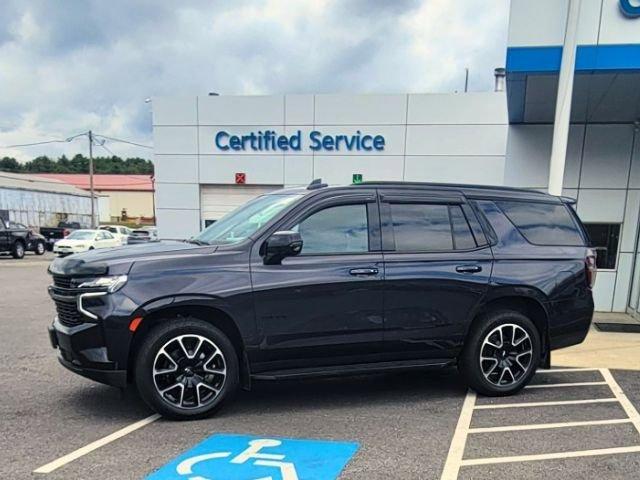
[468,418,632,433]
[525,381,607,389]
[600,368,640,435]
[536,368,600,374]
[473,398,618,410]
[460,445,640,467]
[440,390,477,480]
[33,414,161,474]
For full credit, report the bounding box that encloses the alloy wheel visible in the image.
[479,323,532,387]
[152,334,227,409]
[36,242,45,254]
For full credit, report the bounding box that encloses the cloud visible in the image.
[0,0,509,162]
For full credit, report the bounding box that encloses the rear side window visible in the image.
[496,201,584,246]
[389,203,479,252]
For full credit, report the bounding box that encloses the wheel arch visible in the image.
[127,302,251,389]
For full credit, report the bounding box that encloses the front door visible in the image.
[380,191,492,361]
[250,190,385,371]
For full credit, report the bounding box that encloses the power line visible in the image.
[92,134,152,149]
[1,131,153,150]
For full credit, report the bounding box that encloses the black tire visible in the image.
[134,317,239,420]
[35,241,46,255]
[459,310,541,396]
[11,241,25,259]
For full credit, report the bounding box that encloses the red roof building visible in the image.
[36,174,153,192]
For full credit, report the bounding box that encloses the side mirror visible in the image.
[263,230,303,265]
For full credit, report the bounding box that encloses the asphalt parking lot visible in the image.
[2,257,640,479]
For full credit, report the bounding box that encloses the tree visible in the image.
[0,157,21,172]
[0,154,154,174]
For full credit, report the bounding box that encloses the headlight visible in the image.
[78,275,128,293]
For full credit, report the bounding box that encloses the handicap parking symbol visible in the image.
[146,434,359,480]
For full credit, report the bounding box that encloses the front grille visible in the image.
[53,275,72,289]
[54,298,82,327]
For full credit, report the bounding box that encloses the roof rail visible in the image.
[307,178,328,190]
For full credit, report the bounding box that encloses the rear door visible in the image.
[0,220,8,251]
[380,190,493,360]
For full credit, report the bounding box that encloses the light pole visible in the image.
[88,130,96,228]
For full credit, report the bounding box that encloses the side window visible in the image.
[294,204,368,254]
[389,203,453,251]
[496,201,585,246]
[449,206,476,250]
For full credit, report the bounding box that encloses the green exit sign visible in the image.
[352,173,363,184]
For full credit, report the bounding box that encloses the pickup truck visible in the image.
[40,221,87,251]
[0,219,29,259]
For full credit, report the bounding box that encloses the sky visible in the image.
[0,0,509,162]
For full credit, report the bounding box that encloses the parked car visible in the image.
[53,229,121,256]
[0,219,29,258]
[8,222,46,255]
[46,181,595,419]
[41,221,87,251]
[127,227,158,244]
[99,225,133,245]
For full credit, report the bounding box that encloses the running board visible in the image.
[251,358,454,381]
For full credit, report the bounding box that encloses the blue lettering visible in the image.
[620,0,640,17]
[373,135,385,151]
[322,135,335,150]
[309,131,322,151]
[361,135,373,151]
[289,130,302,150]
[215,131,230,151]
[229,135,242,150]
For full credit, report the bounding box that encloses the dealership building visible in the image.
[152,0,640,314]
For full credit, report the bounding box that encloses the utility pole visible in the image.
[464,68,469,93]
[88,130,96,228]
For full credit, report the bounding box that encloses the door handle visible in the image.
[456,265,482,274]
[349,268,379,276]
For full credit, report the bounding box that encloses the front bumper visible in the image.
[48,317,127,388]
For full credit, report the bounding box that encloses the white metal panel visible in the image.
[153,155,198,184]
[580,125,634,189]
[314,94,407,125]
[156,208,200,239]
[284,155,313,186]
[152,96,197,126]
[576,189,626,222]
[199,155,284,185]
[200,185,281,221]
[404,156,505,185]
[593,270,616,311]
[153,126,198,154]
[312,155,404,185]
[285,95,314,124]
[613,252,633,311]
[621,190,640,252]
[198,95,284,125]
[407,93,507,125]
[599,0,640,44]
[155,183,199,210]
[405,125,508,156]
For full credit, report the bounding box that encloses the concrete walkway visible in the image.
[553,313,640,371]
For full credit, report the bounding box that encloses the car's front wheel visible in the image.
[134,318,239,420]
[459,310,541,396]
[11,241,25,259]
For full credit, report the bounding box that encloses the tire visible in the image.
[35,241,46,255]
[459,310,541,396]
[134,318,239,420]
[11,241,25,259]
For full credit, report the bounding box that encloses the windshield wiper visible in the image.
[184,238,209,246]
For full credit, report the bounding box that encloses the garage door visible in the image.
[200,184,283,226]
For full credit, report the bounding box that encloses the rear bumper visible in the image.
[48,320,127,388]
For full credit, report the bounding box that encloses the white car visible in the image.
[99,225,133,244]
[53,229,121,256]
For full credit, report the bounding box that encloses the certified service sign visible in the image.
[214,130,385,152]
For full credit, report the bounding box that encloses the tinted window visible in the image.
[496,201,584,246]
[450,206,476,250]
[390,203,453,251]
[584,223,620,270]
[295,204,368,254]
[462,204,488,246]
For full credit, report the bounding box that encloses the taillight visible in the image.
[585,248,597,289]
[63,229,70,237]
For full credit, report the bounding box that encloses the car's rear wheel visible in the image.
[35,241,46,255]
[11,241,25,259]
[459,310,541,396]
[134,318,239,420]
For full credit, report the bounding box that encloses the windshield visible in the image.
[194,193,303,245]
[67,230,96,240]
[100,226,117,233]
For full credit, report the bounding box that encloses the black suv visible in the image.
[47,181,595,419]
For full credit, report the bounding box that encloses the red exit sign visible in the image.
[235,172,246,184]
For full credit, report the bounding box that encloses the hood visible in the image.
[56,239,90,246]
[49,240,216,276]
